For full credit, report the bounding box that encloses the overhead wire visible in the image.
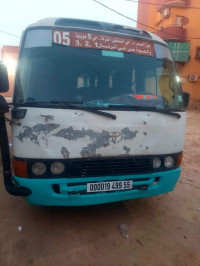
[92,0,200,40]
[93,0,170,32]
[1,1,200,40]
[0,30,20,38]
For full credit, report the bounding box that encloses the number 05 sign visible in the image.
[52,30,155,57]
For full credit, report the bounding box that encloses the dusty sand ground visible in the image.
[0,110,199,266]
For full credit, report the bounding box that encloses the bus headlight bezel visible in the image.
[153,157,162,169]
[31,162,47,176]
[164,156,174,168]
[50,162,65,175]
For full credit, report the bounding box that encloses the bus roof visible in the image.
[27,17,166,45]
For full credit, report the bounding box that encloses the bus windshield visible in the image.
[14,29,184,110]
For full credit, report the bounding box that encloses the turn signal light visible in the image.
[177,153,183,167]
[13,160,28,178]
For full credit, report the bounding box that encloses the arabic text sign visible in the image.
[52,31,155,57]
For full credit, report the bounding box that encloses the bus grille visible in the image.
[68,157,151,177]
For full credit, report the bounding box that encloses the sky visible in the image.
[0,0,138,50]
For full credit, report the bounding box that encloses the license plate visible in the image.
[87,180,133,193]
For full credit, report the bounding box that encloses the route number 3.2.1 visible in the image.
[53,31,70,46]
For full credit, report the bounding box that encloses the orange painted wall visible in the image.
[137,0,200,105]
[137,0,158,31]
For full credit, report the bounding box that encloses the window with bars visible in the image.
[167,42,190,62]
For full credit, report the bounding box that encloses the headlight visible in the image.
[50,162,65,175]
[153,157,162,169]
[164,156,174,168]
[32,162,47,176]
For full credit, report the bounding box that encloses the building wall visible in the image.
[0,46,19,98]
[137,0,200,108]
[137,0,158,31]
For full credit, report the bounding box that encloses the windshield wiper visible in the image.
[16,101,117,120]
[14,101,180,119]
[56,102,117,120]
[108,105,181,119]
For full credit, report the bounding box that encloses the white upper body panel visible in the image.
[26,17,166,45]
[12,108,185,159]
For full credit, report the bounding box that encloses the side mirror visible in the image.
[0,63,9,93]
[182,92,190,109]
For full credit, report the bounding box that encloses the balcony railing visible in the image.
[157,0,190,11]
[155,25,186,41]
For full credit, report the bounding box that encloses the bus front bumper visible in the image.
[13,168,181,206]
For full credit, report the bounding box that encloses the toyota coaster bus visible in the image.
[0,18,190,206]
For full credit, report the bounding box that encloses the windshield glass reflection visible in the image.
[14,30,184,110]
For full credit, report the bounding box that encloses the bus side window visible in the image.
[77,74,90,88]
[157,62,174,104]
[135,67,145,94]
[27,62,57,102]
[131,69,136,93]
[113,68,132,95]
[145,69,157,95]
[156,67,163,96]
[76,72,98,101]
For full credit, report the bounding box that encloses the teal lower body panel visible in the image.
[13,168,181,206]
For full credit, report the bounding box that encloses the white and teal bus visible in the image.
[0,18,190,206]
